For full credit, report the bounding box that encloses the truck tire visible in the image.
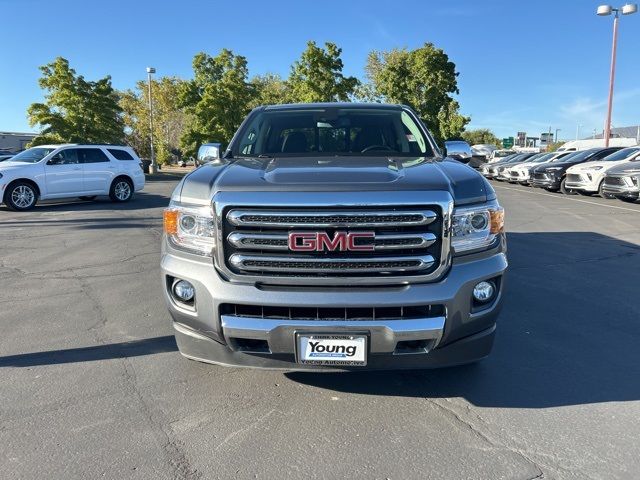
[4,181,38,211]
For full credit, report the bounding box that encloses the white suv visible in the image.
[565,147,640,196]
[0,144,145,211]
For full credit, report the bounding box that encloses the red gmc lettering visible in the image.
[288,232,375,252]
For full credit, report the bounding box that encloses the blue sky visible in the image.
[1,0,639,140]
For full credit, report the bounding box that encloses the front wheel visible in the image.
[109,178,133,203]
[559,178,576,195]
[598,181,614,199]
[4,181,38,211]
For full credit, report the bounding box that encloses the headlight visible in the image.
[163,202,216,256]
[451,200,504,254]
[590,166,603,171]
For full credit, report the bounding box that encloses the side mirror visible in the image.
[444,141,473,163]
[196,143,223,165]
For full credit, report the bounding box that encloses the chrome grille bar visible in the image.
[229,254,435,273]
[227,232,437,251]
[227,209,437,228]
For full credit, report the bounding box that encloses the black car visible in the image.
[530,147,623,194]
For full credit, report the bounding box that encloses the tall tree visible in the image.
[249,73,291,108]
[179,49,254,156]
[27,57,124,145]
[288,41,359,103]
[365,43,469,143]
[120,77,188,164]
[461,128,501,147]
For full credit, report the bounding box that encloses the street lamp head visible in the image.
[146,67,156,74]
[597,4,613,15]
[621,3,638,14]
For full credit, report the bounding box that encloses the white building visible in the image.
[0,132,37,152]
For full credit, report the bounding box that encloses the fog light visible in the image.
[173,280,195,302]
[473,281,495,303]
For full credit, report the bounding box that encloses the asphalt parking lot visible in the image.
[1,174,639,480]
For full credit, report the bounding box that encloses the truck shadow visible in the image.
[286,231,640,408]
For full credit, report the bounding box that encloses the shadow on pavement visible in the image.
[0,336,177,367]
[286,231,640,408]
[0,192,169,214]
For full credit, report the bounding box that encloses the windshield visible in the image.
[530,153,554,163]
[549,151,575,162]
[556,149,599,163]
[494,151,514,158]
[232,107,435,158]
[8,147,55,163]
[601,147,640,162]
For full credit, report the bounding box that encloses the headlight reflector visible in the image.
[451,201,504,253]
[163,203,216,256]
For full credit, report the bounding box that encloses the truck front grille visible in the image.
[222,207,443,280]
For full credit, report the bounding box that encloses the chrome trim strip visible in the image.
[227,209,437,228]
[221,314,446,353]
[227,232,437,251]
[229,254,435,273]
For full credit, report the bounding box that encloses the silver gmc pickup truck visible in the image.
[161,103,507,370]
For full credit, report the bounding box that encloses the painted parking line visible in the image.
[492,184,640,214]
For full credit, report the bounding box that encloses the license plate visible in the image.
[297,334,367,366]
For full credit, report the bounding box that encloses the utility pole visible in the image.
[146,67,157,175]
[597,4,638,146]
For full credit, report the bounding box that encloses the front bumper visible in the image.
[565,174,599,192]
[601,182,639,199]
[161,240,508,371]
[530,175,561,189]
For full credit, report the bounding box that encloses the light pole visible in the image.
[555,128,561,144]
[146,66,157,174]
[575,124,583,141]
[596,4,637,147]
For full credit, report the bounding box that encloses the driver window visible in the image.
[49,149,79,165]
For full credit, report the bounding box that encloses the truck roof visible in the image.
[262,102,406,111]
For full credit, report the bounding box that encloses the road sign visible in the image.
[502,137,514,148]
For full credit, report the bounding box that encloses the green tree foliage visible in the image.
[461,128,501,147]
[288,41,359,103]
[28,57,124,145]
[364,43,469,143]
[179,49,254,156]
[120,77,188,164]
[249,73,291,108]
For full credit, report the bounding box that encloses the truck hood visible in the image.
[178,156,494,206]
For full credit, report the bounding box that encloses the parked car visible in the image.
[601,158,640,202]
[565,147,640,197]
[0,144,145,211]
[0,154,14,162]
[496,152,549,181]
[508,151,573,185]
[504,152,557,184]
[480,153,519,178]
[490,153,536,181]
[488,149,516,162]
[468,144,497,169]
[530,147,623,194]
[162,102,507,370]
